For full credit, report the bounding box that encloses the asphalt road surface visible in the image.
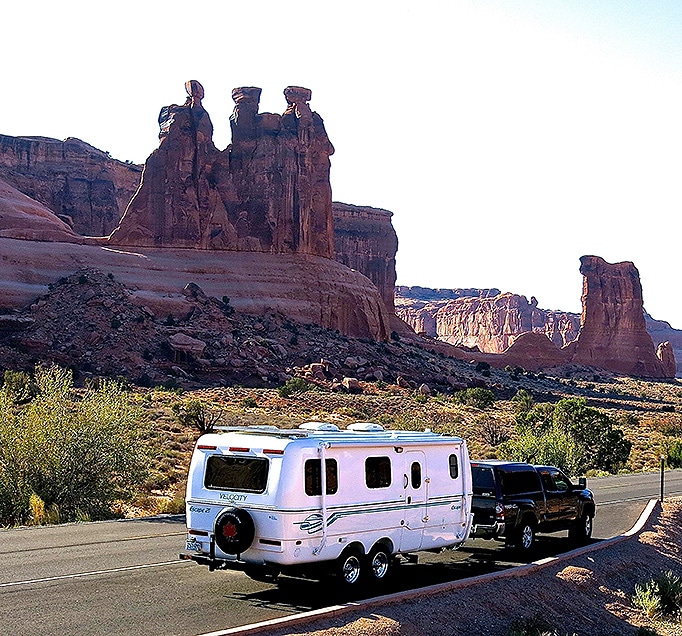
[1,470,680,636]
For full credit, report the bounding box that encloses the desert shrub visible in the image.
[454,387,495,409]
[2,370,37,404]
[0,366,148,526]
[500,398,631,475]
[240,396,258,409]
[278,377,314,398]
[667,440,682,469]
[633,571,682,618]
[479,417,510,447]
[512,389,534,414]
[172,400,222,434]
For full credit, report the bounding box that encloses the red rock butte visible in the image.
[0,81,391,341]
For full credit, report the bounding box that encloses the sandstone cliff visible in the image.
[395,288,580,352]
[0,134,141,236]
[332,202,397,312]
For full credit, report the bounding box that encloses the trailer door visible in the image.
[399,450,426,551]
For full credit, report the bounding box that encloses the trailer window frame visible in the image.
[448,454,459,479]
[304,458,339,496]
[204,455,269,493]
[365,456,392,489]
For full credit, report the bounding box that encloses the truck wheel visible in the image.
[335,549,363,587]
[514,519,536,552]
[569,512,593,544]
[366,545,392,583]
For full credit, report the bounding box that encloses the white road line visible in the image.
[0,560,188,589]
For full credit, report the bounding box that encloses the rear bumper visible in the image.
[470,522,505,539]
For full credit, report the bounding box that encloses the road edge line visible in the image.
[196,498,662,636]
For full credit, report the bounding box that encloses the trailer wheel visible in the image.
[335,548,363,587]
[366,545,392,583]
[214,507,255,555]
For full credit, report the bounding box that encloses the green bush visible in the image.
[278,377,314,398]
[0,366,149,526]
[454,387,495,409]
[667,440,682,469]
[633,571,682,618]
[1,370,37,404]
[172,400,222,434]
[500,398,631,475]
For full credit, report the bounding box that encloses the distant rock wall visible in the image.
[332,202,398,312]
[395,289,580,352]
[0,134,141,236]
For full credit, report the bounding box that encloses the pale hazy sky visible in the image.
[3,1,681,328]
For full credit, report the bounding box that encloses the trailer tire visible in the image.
[365,545,392,583]
[335,548,363,587]
[214,507,255,555]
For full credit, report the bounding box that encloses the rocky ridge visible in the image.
[0,134,141,236]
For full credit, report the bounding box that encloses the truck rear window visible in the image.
[472,466,495,495]
[204,456,269,493]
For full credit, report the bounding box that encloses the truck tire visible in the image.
[335,548,363,587]
[365,545,392,583]
[214,507,255,555]
[568,512,593,544]
[514,517,536,553]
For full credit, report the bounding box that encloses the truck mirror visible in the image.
[578,477,587,489]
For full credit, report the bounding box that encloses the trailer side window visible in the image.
[205,456,269,493]
[365,456,392,489]
[449,454,459,479]
[411,462,422,489]
[304,459,338,496]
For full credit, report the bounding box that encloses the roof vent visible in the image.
[348,422,384,432]
[299,422,340,432]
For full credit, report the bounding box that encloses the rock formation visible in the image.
[566,256,672,377]
[0,177,81,243]
[109,81,335,257]
[395,288,580,351]
[332,202,397,312]
[397,257,676,379]
[0,134,141,236]
[646,314,682,377]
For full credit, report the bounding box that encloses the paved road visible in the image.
[1,470,680,636]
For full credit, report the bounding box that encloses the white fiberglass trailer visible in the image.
[180,422,472,586]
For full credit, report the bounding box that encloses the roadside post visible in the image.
[660,455,665,502]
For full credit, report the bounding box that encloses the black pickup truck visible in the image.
[469,460,595,552]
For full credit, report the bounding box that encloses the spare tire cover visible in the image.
[214,507,255,555]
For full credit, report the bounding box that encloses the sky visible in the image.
[2,0,681,328]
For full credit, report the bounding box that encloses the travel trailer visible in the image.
[180,422,473,586]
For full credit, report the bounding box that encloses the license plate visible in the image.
[185,539,202,552]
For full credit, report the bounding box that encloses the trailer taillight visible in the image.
[228,447,250,453]
[263,449,284,455]
[197,444,217,450]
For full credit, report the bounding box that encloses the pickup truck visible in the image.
[469,460,595,552]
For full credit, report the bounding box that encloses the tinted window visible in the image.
[411,462,422,489]
[449,454,459,479]
[366,456,392,489]
[472,466,495,495]
[205,456,269,493]
[551,471,570,492]
[499,468,542,495]
[305,458,338,496]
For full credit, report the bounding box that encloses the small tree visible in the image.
[173,400,222,435]
[454,387,495,409]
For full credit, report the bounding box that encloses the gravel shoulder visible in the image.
[249,498,682,636]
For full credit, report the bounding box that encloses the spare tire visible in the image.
[214,507,255,555]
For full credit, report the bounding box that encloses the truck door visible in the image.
[540,468,578,528]
[399,450,426,552]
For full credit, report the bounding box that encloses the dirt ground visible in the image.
[253,499,682,636]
